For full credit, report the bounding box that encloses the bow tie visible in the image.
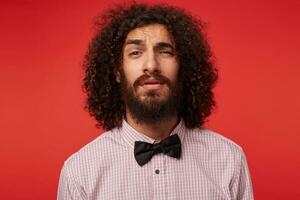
[134,134,181,166]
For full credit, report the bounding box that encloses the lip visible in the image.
[141,79,163,90]
[142,83,162,90]
[142,79,162,85]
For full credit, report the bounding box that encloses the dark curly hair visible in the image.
[83,3,218,130]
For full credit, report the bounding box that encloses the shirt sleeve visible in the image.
[57,163,87,200]
[230,149,254,200]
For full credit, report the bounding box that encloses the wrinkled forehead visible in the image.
[124,23,175,46]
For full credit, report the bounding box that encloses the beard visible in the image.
[119,70,182,124]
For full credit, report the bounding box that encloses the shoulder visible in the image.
[186,127,245,160]
[185,128,248,178]
[188,127,243,149]
[58,129,122,197]
[61,128,123,177]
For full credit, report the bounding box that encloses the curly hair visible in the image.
[82,3,218,130]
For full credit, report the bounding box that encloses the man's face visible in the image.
[117,23,181,123]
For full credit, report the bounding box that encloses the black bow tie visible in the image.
[134,134,181,166]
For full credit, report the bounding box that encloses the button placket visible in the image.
[152,153,166,199]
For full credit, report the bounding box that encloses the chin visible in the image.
[140,94,169,105]
[141,87,169,96]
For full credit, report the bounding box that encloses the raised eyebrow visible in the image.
[125,40,174,48]
[155,42,175,50]
[125,39,145,46]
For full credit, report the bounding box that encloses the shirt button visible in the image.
[155,169,160,174]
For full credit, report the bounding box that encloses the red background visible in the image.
[1,0,299,199]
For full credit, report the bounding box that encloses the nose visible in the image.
[143,50,160,74]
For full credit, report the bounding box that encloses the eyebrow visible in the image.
[155,42,175,50]
[125,39,144,46]
[125,39,175,50]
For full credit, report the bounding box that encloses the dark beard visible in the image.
[120,71,182,124]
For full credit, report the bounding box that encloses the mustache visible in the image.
[133,72,171,89]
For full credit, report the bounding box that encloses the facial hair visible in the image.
[120,70,182,124]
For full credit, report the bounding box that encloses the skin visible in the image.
[116,23,180,141]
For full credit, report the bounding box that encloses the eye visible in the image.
[160,51,174,56]
[129,51,142,56]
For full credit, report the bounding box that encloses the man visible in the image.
[58,3,253,200]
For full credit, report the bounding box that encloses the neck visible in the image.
[125,111,180,141]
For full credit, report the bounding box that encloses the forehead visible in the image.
[125,23,174,44]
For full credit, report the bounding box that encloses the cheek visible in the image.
[122,57,139,81]
[122,65,141,85]
[163,62,179,81]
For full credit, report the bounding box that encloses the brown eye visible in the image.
[129,51,142,56]
[160,51,174,56]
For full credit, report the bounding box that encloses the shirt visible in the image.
[57,119,254,200]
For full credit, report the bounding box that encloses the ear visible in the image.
[115,70,121,83]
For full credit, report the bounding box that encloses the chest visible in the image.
[86,151,234,200]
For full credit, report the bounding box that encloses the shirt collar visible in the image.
[120,118,186,149]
